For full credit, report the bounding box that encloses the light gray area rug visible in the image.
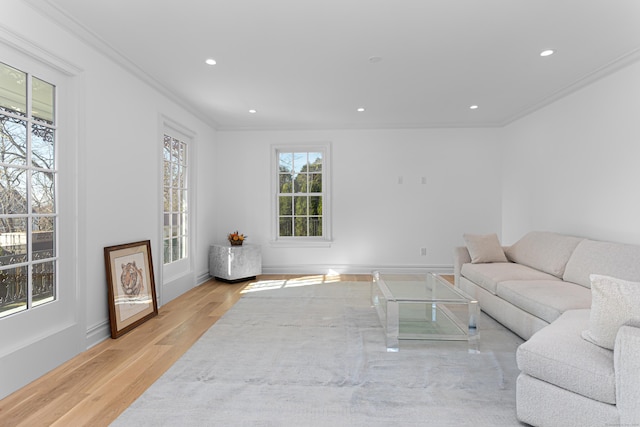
[112,280,526,426]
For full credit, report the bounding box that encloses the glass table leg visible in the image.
[386,300,399,352]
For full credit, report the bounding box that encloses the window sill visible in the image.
[269,239,333,248]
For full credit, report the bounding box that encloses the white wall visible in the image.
[0,1,218,399]
[216,128,503,273]
[501,59,640,245]
[4,0,639,404]
[66,31,218,344]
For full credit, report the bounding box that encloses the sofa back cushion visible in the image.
[581,274,640,349]
[504,231,583,278]
[563,239,640,288]
[463,233,508,263]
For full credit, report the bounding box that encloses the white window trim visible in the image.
[270,142,332,248]
[0,33,82,399]
[158,116,196,304]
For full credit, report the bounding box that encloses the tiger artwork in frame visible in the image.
[104,240,158,338]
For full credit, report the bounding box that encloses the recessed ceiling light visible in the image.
[540,49,555,57]
[469,105,479,110]
[249,109,257,114]
[357,107,366,112]
[205,58,217,65]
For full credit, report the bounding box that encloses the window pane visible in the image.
[1,118,27,166]
[180,189,187,212]
[294,196,307,215]
[279,196,292,215]
[171,163,179,187]
[172,139,180,162]
[279,217,292,237]
[163,162,171,186]
[33,217,55,260]
[180,142,187,165]
[0,217,27,265]
[163,239,171,264]
[171,237,180,261]
[32,77,55,124]
[310,217,322,237]
[293,174,307,193]
[309,196,322,215]
[180,213,188,236]
[32,123,54,169]
[163,213,170,238]
[308,152,322,171]
[294,217,308,236]
[178,165,186,188]
[32,170,55,213]
[180,236,187,259]
[163,187,170,211]
[32,261,55,307]
[279,152,292,173]
[163,136,171,161]
[177,189,183,211]
[171,189,178,211]
[0,265,27,318]
[172,213,179,237]
[0,63,26,116]
[279,173,292,193]
[293,153,306,173]
[0,168,28,214]
[309,173,322,192]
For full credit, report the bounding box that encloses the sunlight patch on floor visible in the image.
[241,273,343,294]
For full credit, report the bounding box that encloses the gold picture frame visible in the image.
[104,240,158,338]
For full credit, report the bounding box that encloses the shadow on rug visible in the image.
[112,280,526,426]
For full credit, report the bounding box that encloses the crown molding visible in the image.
[0,22,82,76]
[215,120,502,132]
[19,0,640,132]
[501,46,640,127]
[23,0,220,130]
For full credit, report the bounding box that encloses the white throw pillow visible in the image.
[581,274,640,350]
[463,233,508,264]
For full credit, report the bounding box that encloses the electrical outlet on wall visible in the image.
[420,247,427,256]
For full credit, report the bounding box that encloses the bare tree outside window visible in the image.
[163,134,188,265]
[0,62,56,317]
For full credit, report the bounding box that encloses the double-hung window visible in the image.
[273,143,331,246]
[0,61,57,318]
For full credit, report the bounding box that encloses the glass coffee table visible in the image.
[371,271,479,352]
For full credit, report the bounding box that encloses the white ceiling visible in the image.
[34,0,640,130]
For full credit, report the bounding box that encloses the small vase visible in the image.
[229,240,243,246]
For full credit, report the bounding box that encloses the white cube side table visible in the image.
[209,243,262,283]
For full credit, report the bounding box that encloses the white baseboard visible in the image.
[196,271,211,285]
[260,264,454,275]
[85,320,110,349]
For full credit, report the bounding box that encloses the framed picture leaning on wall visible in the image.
[104,240,158,338]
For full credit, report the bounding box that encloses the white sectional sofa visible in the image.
[453,231,640,427]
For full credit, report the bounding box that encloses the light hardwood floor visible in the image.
[0,274,372,427]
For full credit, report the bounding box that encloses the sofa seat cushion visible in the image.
[497,280,592,324]
[460,262,560,295]
[517,309,615,405]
